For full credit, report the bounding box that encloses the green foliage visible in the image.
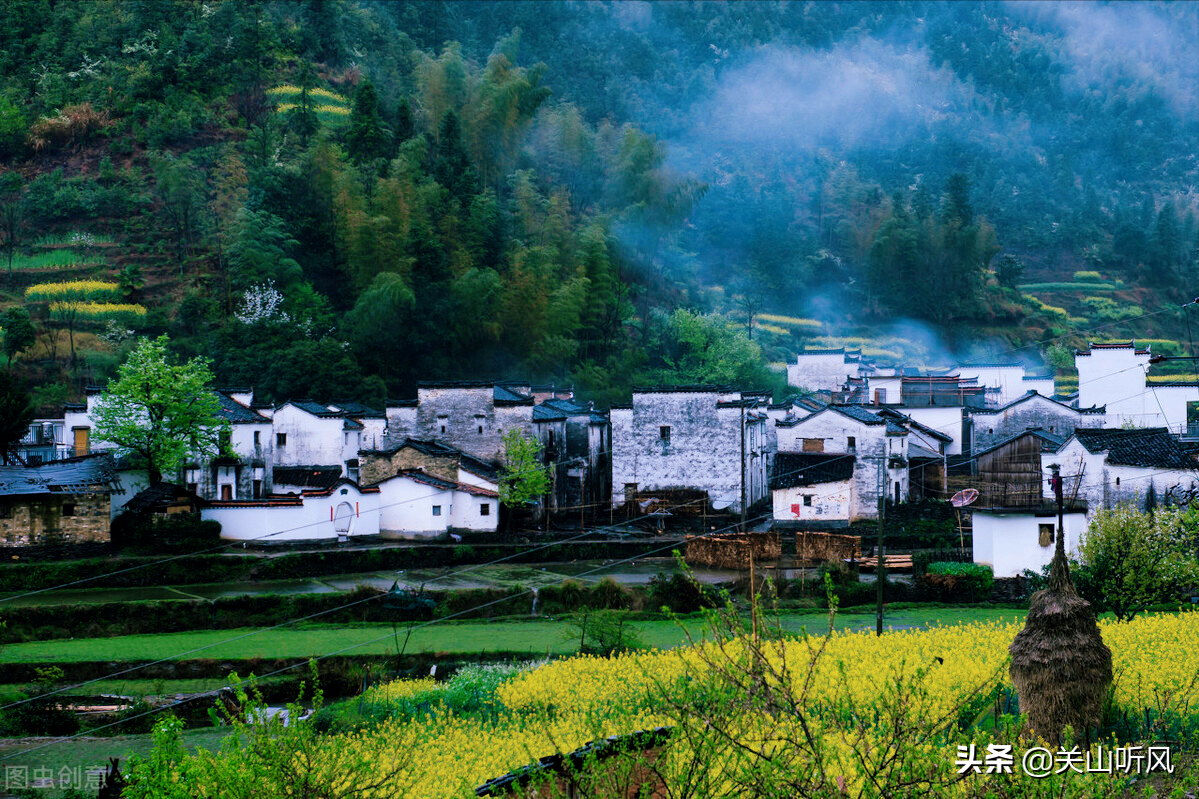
[918,562,994,602]
[1073,270,1102,281]
[0,370,34,464]
[110,512,222,554]
[0,93,25,157]
[92,335,224,482]
[2,306,36,365]
[1076,504,1199,621]
[994,253,1024,289]
[498,428,551,509]
[1082,295,1144,322]
[565,608,645,656]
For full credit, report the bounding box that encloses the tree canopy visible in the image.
[92,335,225,482]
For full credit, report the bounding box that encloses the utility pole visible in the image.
[876,456,886,637]
[740,402,747,532]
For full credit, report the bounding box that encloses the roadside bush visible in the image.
[110,512,222,553]
[648,571,720,614]
[918,562,994,602]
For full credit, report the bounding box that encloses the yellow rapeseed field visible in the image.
[151,613,1199,798]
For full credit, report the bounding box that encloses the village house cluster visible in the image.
[4,342,1198,574]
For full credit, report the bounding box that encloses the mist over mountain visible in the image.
[1,1,1196,408]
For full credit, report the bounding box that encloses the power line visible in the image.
[0,510,774,764]
[0,494,713,715]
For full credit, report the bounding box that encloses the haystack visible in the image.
[1008,518,1112,744]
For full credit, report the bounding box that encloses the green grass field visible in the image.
[0,607,1029,664]
[0,727,231,798]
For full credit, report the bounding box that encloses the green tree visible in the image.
[92,335,224,482]
[994,253,1025,289]
[0,93,24,158]
[0,171,22,280]
[498,428,550,509]
[0,370,33,464]
[346,79,390,165]
[1076,504,1199,621]
[1,307,35,366]
[287,63,320,147]
[658,308,772,387]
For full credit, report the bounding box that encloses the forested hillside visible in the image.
[1,1,1196,411]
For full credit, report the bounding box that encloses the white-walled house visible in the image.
[965,391,1105,454]
[373,469,499,540]
[1075,341,1199,433]
[1042,427,1199,513]
[775,405,908,516]
[972,507,1088,578]
[202,480,381,543]
[770,452,855,526]
[271,401,372,478]
[610,387,770,513]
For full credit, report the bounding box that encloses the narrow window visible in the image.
[847,436,856,452]
[803,495,813,507]
[432,505,442,517]
[252,480,262,499]
[480,503,490,516]
[61,503,76,517]
[253,431,261,447]
[659,426,671,442]
[276,432,287,447]
[221,485,233,501]
[1115,477,1120,486]
[441,424,447,433]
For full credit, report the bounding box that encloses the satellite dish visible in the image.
[950,488,980,508]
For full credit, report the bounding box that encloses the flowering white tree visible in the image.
[234,281,290,325]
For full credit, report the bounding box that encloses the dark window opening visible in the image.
[659,426,671,442]
[221,485,233,501]
[803,495,813,507]
[62,503,76,517]
[432,505,442,517]
[441,425,446,433]
[481,503,490,516]
[847,436,856,452]
[1115,477,1120,486]
[252,480,262,499]
[254,431,261,447]
[276,432,287,447]
[478,425,483,434]
[187,483,198,494]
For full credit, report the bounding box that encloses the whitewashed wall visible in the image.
[972,510,1087,578]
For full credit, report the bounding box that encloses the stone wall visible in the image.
[360,448,458,486]
[611,391,768,513]
[0,493,110,546]
[414,386,535,463]
[969,397,1103,453]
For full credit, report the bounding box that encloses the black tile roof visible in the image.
[770,452,856,489]
[362,439,500,481]
[122,481,203,513]
[973,428,1067,459]
[287,400,340,417]
[1070,428,1196,470]
[829,405,887,425]
[494,385,535,406]
[532,404,568,421]
[767,451,853,489]
[216,393,270,424]
[330,401,384,418]
[273,466,343,490]
[966,390,1104,417]
[0,453,119,497]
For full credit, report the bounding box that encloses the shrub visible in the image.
[1073,270,1103,281]
[918,562,994,602]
